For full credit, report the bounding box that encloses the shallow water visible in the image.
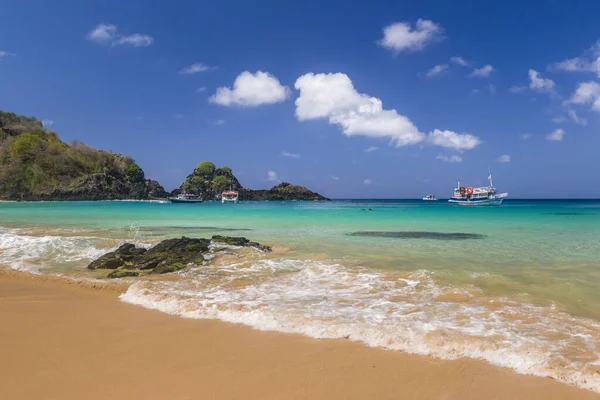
[1,199,600,391]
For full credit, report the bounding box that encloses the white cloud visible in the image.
[174,113,183,119]
[364,146,378,152]
[509,85,527,94]
[450,56,468,66]
[378,19,443,53]
[550,40,600,77]
[363,179,372,185]
[496,154,511,163]
[0,50,15,57]
[551,116,566,123]
[427,129,481,151]
[295,72,481,151]
[520,133,532,140]
[87,24,153,47]
[568,109,587,126]
[210,71,290,107]
[197,86,207,92]
[268,171,278,181]
[470,65,494,78]
[179,63,214,74]
[87,24,117,44]
[136,116,144,121]
[425,64,449,77]
[42,120,54,128]
[566,81,600,111]
[281,151,300,158]
[488,84,497,95]
[295,72,424,146]
[113,33,153,47]
[331,176,340,180]
[214,119,225,125]
[436,154,462,163]
[547,128,566,141]
[528,69,555,92]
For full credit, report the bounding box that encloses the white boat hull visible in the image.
[448,193,507,206]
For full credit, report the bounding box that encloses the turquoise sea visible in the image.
[1,199,600,391]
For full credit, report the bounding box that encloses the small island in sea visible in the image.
[0,110,328,202]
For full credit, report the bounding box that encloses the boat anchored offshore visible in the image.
[448,172,508,206]
[422,194,438,201]
[169,193,203,203]
[221,190,239,204]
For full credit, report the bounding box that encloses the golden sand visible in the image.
[0,268,598,400]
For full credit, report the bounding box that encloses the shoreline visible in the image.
[1,268,598,400]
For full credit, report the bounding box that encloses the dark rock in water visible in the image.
[211,235,272,252]
[151,259,194,275]
[88,250,123,270]
[115,243,147,261]
[132,237,209,270]
[88,243,146,270]
[543,212,586,216]
[88,235,270,277]
[107,269,140,279]
[348,231,486,240]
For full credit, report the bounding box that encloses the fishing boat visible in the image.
[221,190,239,204]
[168,193,203,203]
[448,172,508,206]
[422,194,438,201]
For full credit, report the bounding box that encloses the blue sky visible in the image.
[1,0,599,198]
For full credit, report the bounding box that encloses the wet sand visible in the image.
[1,269,598,400]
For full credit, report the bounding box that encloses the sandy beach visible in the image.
[0,269,597,400]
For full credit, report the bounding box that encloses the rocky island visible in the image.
[0,110,328,201]
[175,161,329,201]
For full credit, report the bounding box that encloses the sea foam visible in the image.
[121,258,600,393]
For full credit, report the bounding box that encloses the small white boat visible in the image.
[169,193,203,203]
[221,190,239,204]
[422,194,438,201]
[448,172,508,206]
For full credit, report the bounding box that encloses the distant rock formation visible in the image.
[176,161,329,201]
[0,110,168,201]
[0,110,328,201]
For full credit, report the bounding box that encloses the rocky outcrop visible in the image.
[240,182,328,201]
[88,236,272,278]
[176,161,329,201]
[0,110,168,201]
[175,162,242,201]
[0,111,326,201]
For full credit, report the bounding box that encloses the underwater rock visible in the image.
[347,231,486,240]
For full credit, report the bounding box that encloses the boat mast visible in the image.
[488,167,493,188]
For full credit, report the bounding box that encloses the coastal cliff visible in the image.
[176,161,329,201]
[0,110,328,201]
[0,111,168,201]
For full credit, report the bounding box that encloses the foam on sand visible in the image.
[121,257,600,393]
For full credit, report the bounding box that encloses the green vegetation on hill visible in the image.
[0,111,167,200]
[178,160,241,199]
[0,110,328,201]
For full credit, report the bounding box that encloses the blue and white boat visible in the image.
[169,193,203,203]
[448,172,508,206]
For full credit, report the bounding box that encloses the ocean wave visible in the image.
[0,227,150,273]
[121,258,600,393]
